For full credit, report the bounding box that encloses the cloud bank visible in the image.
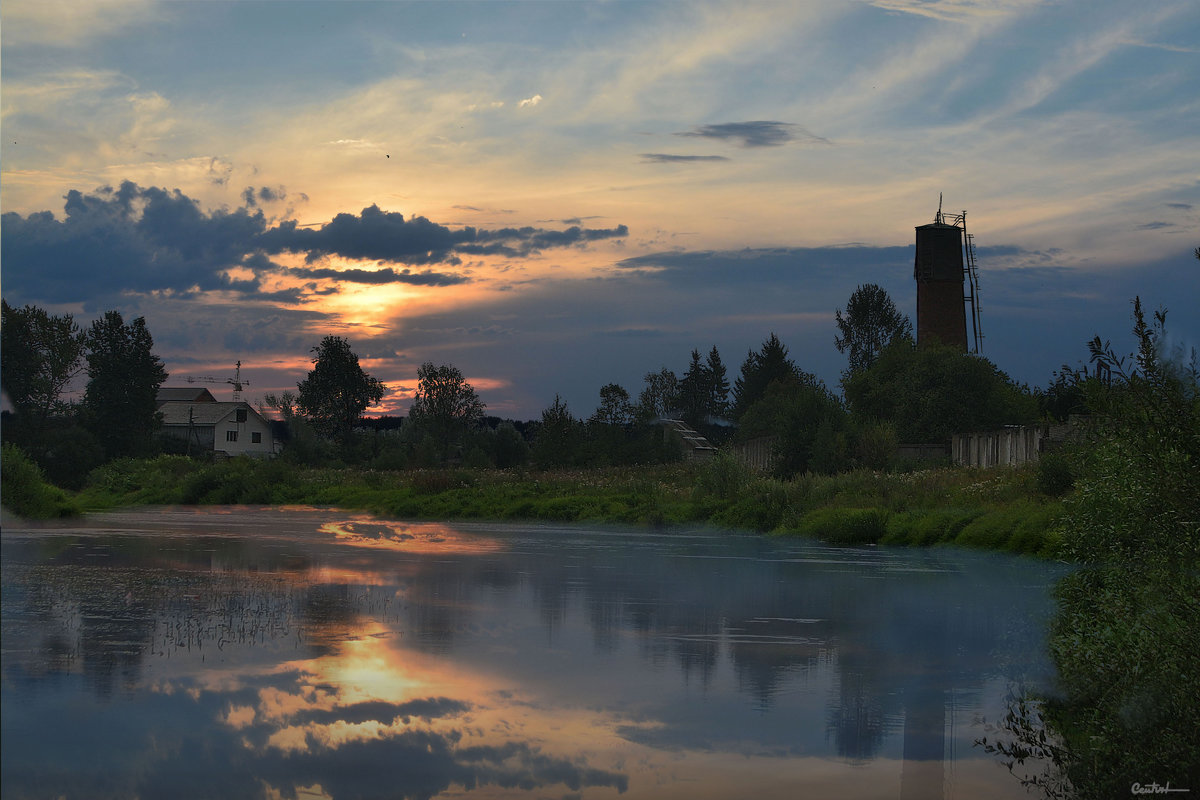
[1,182,629,305]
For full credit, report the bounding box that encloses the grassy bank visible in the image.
[2,450,1064,555]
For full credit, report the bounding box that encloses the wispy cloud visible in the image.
[1,0,160,46]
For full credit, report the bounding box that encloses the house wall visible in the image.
[160,425,216,452]
[216,411,276,457]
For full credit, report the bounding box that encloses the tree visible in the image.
[406,362,485,462]
[705,346,731,420]
[297,336,385,445]
[737,372,844,477]
[731,333,799,419]
[835,284,912,377]
[677,350,708,427]
[83,311,168,459]
[590,383,634,427]
[842,341,1037,443]
[533,394,580,468]
[636,367,679,420]
[1,300,87,441]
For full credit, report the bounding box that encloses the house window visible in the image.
[252,432,262,444]
[226,430,239,442]
[236,409,248,423]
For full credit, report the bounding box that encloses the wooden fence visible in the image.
[951,426,1043,468]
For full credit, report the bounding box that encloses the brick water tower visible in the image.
[913,197,983,352]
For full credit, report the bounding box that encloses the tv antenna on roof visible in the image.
[184,361,250,401]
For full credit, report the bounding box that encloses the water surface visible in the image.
[1,507,1063,799]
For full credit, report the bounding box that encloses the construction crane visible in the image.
[184,361,250,401]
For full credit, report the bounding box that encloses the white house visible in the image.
[157,398,278,458]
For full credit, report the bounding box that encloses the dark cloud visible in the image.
[288,265,470,286]
[1164,203,1193,211]
[640,153,730,163]
[1,181,271,304]
[1136,221,1174,230]
[1,182,629,306]
[241,185,288,208]
[259,206,627,265]
[675,121,830,148]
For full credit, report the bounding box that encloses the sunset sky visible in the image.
[2,0,1197,419]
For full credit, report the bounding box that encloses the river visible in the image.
[1,506,1064,800]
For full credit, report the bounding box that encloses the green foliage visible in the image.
[850,420,898,471]
[883,509,980,546]
[738,375,845,477]
[297,336,385,444]
[843,341,1038,443]
[1034,450,1075,497]
[693,450,752,502]
[83,310,168,459]
[792,507,889,544]
[834,283,912,377]
[32,422,106,490]
[987,298,1200,797]
[0,442,79,518]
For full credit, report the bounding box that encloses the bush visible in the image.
[693,451,751,502]
[792,507,888,545]
[1,442,78,518]
[1035,450,1075,497]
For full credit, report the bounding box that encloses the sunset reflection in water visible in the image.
[1,507,1064,800]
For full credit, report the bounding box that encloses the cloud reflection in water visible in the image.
[0,508,1064,799]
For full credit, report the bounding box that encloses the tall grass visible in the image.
[67,452,1061,554]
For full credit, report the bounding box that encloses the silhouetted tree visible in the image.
[297,336,385,445]
[732,333,799,419]
[591,383,634,426]
[82,311,167,459]
[678,350,708,427]
[407,362,485,462]
[705,346,731,420]
[533,395,580,468]
[1,300,87,442]
[636,368,679,420]
[835,284,912,377]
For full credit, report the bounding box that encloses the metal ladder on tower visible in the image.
[962,215,984,354]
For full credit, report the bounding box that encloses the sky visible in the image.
[2,0,1197,420]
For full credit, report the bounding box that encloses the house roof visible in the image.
[157,387,218,404]
[159,400,267,427]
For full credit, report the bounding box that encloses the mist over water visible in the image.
[1,507,1065,799]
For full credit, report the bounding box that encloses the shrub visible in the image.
[1,442,78,518]
[792,507,888,545]
[1035,450,1075,497]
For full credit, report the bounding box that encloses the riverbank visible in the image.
[4,446,1064,556]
